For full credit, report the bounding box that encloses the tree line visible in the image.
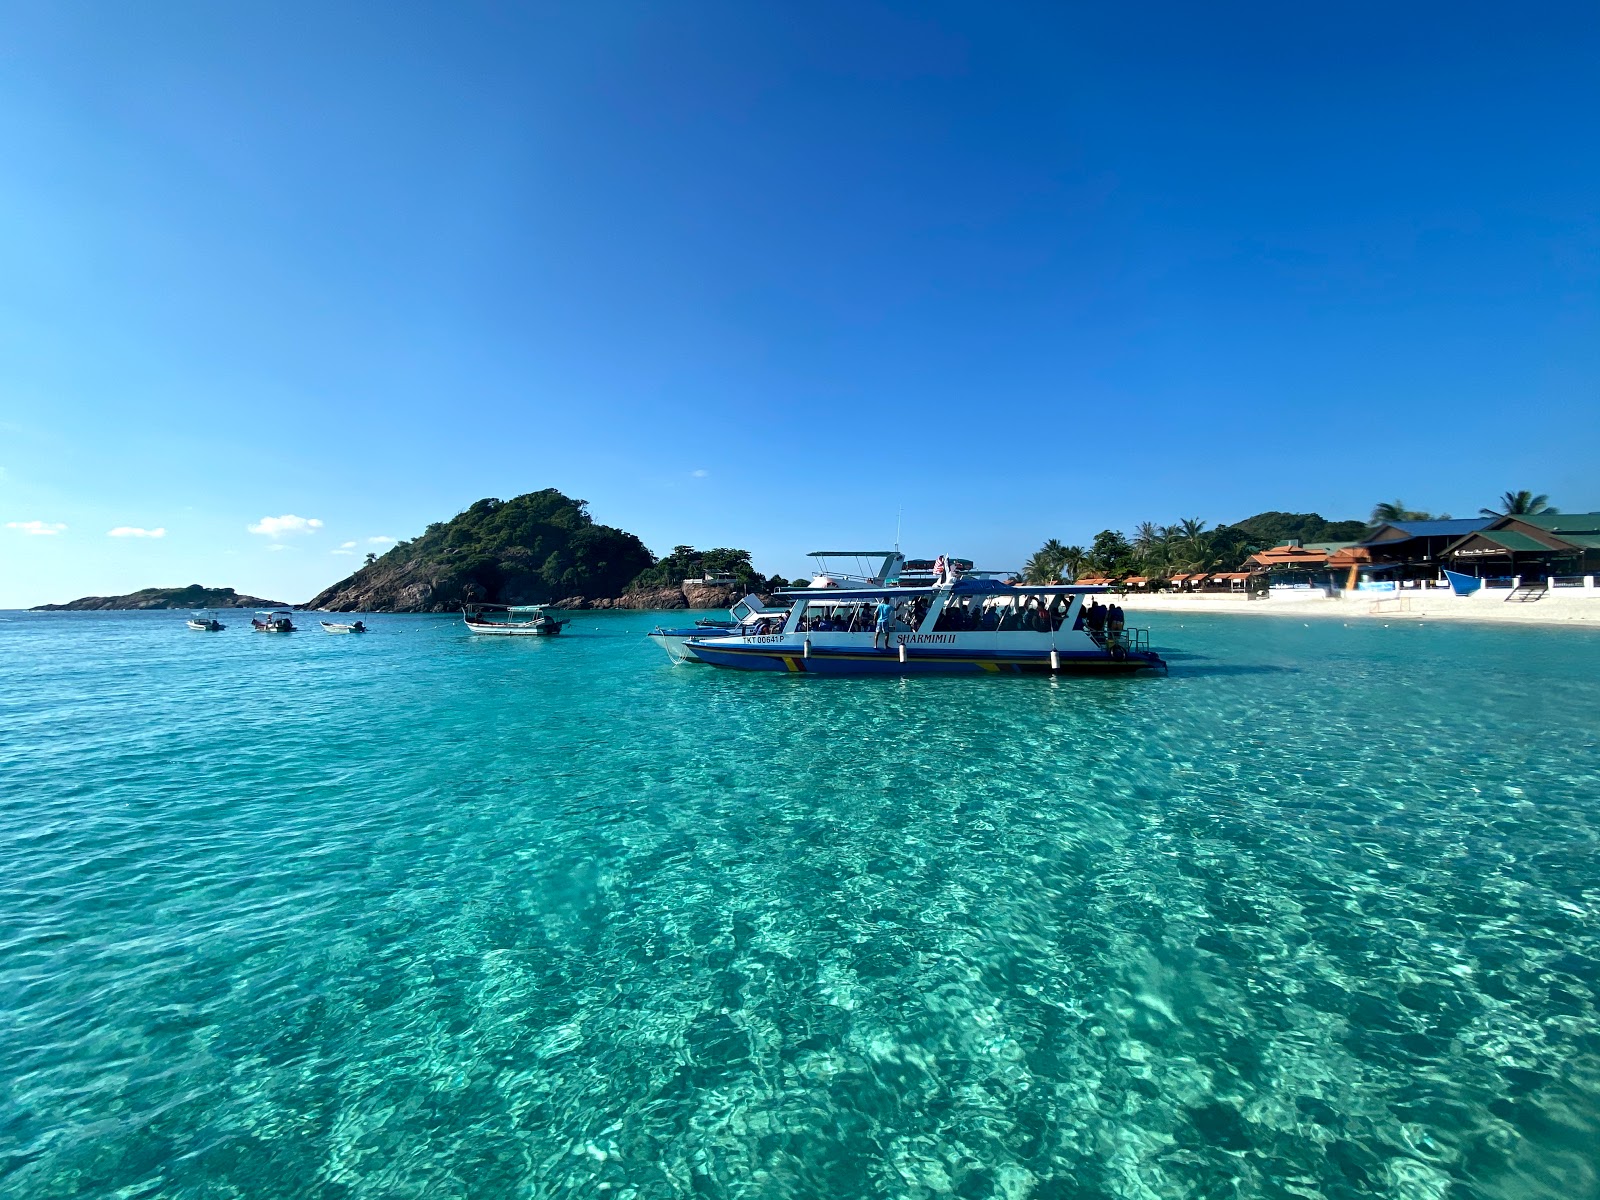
[1020,490,1558,584]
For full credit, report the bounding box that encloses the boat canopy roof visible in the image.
[775,579,1108,601]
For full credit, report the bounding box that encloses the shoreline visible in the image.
[1104,589,1600,628]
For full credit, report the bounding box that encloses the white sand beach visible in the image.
[1104,587,1600,628]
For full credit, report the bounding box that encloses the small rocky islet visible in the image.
[31,585,288,611]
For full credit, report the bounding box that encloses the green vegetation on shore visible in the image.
[32,585,287,611]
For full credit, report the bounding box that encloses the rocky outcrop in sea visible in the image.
[32,586,289,611]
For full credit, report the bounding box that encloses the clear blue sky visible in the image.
[2,1,1596,606]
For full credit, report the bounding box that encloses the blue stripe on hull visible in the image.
[684,643,1163,675]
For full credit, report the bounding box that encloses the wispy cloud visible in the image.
[6,520,65,536]
[367,535,395,545]
[267,544,292,553]
[340,540,357,549]
[248,514,323,538]
[108,526,166,538]
[691,469,709,478]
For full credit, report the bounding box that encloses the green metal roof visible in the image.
[1557,533,1600,549]
[1515,512,1600,534]
[1476,530,1555,552]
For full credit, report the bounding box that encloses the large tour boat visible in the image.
[463,603,569,636]
[680,577,1165,675]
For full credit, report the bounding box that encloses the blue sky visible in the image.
[2,1,1596,606]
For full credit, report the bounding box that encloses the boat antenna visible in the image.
[895,506,902,554]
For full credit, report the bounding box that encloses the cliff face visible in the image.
[547,582,748,611]
[32,586,287,611]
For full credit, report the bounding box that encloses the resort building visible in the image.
[1355,518,1491,582]
[1440,512,1600,584]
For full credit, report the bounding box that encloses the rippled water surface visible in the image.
[3,609,1599,1199]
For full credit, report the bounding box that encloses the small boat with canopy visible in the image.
[463,603,569,636]
[251,611,297,633]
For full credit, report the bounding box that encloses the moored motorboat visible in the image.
[186,614,226,631]
[649,594,791,664]
[463,603,569,636]
[251,611,297,633]
[682,578,1166,675]
[320,620,367,634]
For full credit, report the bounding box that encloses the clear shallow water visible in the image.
[2,610,1598,1200]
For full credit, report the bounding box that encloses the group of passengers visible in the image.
[1080,599,1126,636]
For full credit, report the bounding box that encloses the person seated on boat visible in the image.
[978,605,999,631]
[873,597,895,649]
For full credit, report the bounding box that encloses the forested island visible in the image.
[307,489,788,613]
[32,586,288,611]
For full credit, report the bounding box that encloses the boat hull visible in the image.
[464,621,565,636]
[683,639,1164,675]
[647,627,736,663]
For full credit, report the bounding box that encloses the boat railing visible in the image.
[1088,627,1150,655]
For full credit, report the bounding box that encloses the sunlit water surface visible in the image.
[3,609,1598,1199]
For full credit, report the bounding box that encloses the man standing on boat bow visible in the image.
[873,597,896,650]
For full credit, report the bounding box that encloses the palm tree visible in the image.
[1058,545,1086,582]
[1480,490,1556,518]
[1020,554,1054,585]
[1370,499,1443,524]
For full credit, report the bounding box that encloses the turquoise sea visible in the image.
[3,609,1598,1199]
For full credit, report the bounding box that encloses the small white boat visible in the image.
[186,614,226,631]
[649,594,792,664]
[320,620,367,634]
[463,603,569,636]
[251,611,297,633]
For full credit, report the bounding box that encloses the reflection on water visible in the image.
[2,610,1598,1198]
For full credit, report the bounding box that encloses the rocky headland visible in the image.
[306,489,781,613]
[32,585,289,611]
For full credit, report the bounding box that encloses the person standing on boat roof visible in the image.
[873,596,895,650]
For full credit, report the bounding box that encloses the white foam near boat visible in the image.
[320,620,367,634]
[463,603,569,636]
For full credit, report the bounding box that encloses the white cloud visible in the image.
[367,535,395,545]
[108,526,166,538]
[248,514,324,538]
[6,520,65,535]
[691,469,709,478]
[266,544,292,552]
[340,540,357,549]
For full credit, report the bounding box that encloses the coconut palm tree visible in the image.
[1058,545,1087,582]
[1480,490,1556,518]
[1369,500,1443,525]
